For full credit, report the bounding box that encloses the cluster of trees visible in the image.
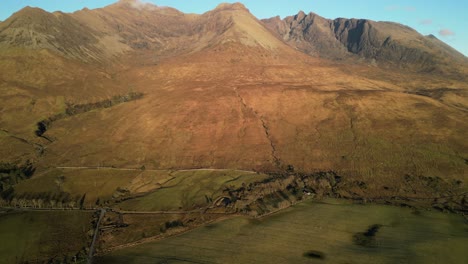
[36,92,144,136]
[1,192,81,209]
[0,183,99,209]
[0,162,35,200]
[219,170,344,216]
[160,220,184,233]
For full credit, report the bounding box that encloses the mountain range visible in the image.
[1,0,467,201]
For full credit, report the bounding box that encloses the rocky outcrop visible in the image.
[263,12,349,59]
[263,12,468,74]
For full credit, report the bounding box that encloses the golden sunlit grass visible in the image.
[117,170,268,211]
[14,168,173,206]
[13,168,269,209]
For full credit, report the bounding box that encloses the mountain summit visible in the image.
[215,2,250,11]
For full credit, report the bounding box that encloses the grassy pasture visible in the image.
[97,199,468,264]
[14,168,174,206]
[116,170,269,211]
[12,168,267,210]
[0,210,93,264]
[99,212,224,251]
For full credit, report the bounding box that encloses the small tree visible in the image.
[79,194,86,209]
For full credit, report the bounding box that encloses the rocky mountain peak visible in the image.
[214,2,250,12]
[262,10,468,75]
[6,6,49,22]
[294,10,307,21]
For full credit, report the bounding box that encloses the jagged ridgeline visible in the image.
[262,11,468,77]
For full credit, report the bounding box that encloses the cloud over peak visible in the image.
[120,0,156,10]
[439,29,455,37]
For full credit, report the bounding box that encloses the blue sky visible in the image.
[1,0,467,56]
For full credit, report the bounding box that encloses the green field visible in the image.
[116,170,268,211]
[0,210,94,264]
[97,199,468,264]
[12,169,268,210]
[98,212,224,251]
[13,168,180,207]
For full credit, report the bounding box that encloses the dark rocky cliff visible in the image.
[263,12,468,74]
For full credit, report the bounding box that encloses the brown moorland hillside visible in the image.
[0,0,467,208]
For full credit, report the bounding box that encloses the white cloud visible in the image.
[419,19,433,25]
[438,29,455,37]
[122,0,156,10]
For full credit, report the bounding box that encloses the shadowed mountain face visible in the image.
[262,11,468,77]
[0,1,467,199]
